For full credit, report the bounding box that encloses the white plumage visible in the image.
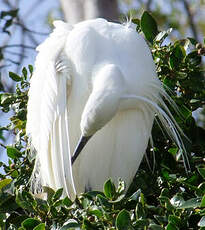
[27,18,187,199]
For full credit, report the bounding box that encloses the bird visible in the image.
[26,18,189,199]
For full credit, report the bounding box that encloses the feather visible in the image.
[27,21,75,197]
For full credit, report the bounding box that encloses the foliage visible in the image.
[0,11,205,230]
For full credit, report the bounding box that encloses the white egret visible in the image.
[27,18,189,199]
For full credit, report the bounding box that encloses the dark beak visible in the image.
[71,135,92,165]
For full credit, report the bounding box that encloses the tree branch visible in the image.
[2,44,36,50]
[146,0,153,11]
[181,0,199,41]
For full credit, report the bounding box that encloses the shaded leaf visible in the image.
[0,178,12,190]
[33,223,45,230]
[149,224,163,230]
[141,11,158,43]
[176,197,201,209]
[52,188,63,202]
[7,146,22,159]
[63,196,73,207]
[9,72,22,82]
[103,179,116,199]
[200,194,205,208]
[197,167,205,179]
[116,209,132,230]
[60,221,80,230]
[21,218,41,230]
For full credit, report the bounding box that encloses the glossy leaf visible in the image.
[34,223,45,230]
[21,218,41,230]
[52,188,63,202]
[60,221,80,230]
[198,167,205,179]
[7,146,22,159]
[103,179,116,199]
[141,11,158,43]
[0,178,12,190]
[116,209,132,230]
[9,72,22,82]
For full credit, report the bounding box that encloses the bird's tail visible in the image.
[27,21,76,197]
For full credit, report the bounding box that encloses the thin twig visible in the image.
[181,0,199,41]
[0,64,11,69]
[2,44,36,50]
[14,22,49,36]
[146,0,153,11]
[0,142,6,148]
[4,58,20,65]
[3,50,27,58]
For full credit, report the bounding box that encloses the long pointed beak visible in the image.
[71,135,92,165]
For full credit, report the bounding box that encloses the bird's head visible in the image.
[71,64,126,164]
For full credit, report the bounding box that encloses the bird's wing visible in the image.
[27,21,76,197]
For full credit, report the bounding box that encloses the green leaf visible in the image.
[116,209,132,230]
[198,217,205,227]
[187,37,197,45]
[186,51,201,66]
[82,218,96,229]
[169,45,185,69]
[11,170,18,178]
[88,208,103,218]
[168,215,182,227]
[34,223,45,230]
[7,146,22,159]
[9,72,22,82]
[166,223,179,230]
[103,179,116,199]
[135,203,146,219]
[128,189,141,201]
[132,18,140,27]
[0,9,18,18]
[43,186,55,203]
[35,198,49,214]
[200,195,205,208]
[134,219,149,228]
[131,18,141,32]
[28,65,33,74]
[155,28,172,43]
[163,77,176,91]
[0,193,19,212]
[176,197,201,209]
[96,194,111,208]
[22,67,27,79]
[60,222,80,230]
[197,167,205,179]
[52,188,63,202]
[16,190,36,212]
[0,178,12,190]
[141,11,158,43]
[198,182,205,196]
[149,224,163,230]
[170,195,184,208]
[63,196,73,207]
[0,93,15,105]
[21,218,41,230]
